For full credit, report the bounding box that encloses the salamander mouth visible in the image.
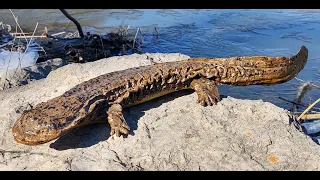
[12,126,50,145]
[12,133,47,145]
[12,127,61,145]
[12,116,61,145]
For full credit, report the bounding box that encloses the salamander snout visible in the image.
[12,109,59,145]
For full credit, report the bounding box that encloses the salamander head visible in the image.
[12,108,67,145]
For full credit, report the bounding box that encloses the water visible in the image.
[0,9,319,110]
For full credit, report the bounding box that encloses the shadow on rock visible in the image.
[49,123,110,150]
[49,89,226,150]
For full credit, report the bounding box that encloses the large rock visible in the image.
[0,58,68,91]
[0,53,319,171]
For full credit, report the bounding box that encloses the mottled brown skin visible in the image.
[12,46,308,145]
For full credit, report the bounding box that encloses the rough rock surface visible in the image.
[0,58,68,91]
[0,53,319,171]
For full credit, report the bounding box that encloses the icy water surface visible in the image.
[0,9,319,110]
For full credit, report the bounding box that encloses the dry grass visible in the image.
[1,9,46,90]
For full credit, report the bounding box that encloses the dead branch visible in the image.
[15,35,47,39]
[298,98,320,121]
[278,97,320,111]
[59,9,84,38]
[299,113,320,120]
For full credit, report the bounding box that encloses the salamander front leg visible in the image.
[107,104,130,137]
[190,77,221,106]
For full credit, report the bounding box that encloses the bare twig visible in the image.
[10,32,30,35]
[298,98,320,120]
[132,28,139,48]
[278,97,320,111]
[11,22,39,80]
[298,113,320,120]
[51,32,66,36]
[40,26,48,37]
[133,28,140,49]
[292,111,319,114]
[8,9,28,44]
[15,35,46,39]
[22,22,38,57]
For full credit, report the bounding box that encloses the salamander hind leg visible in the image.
[107,104,130,137]
[190,77,221,106]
